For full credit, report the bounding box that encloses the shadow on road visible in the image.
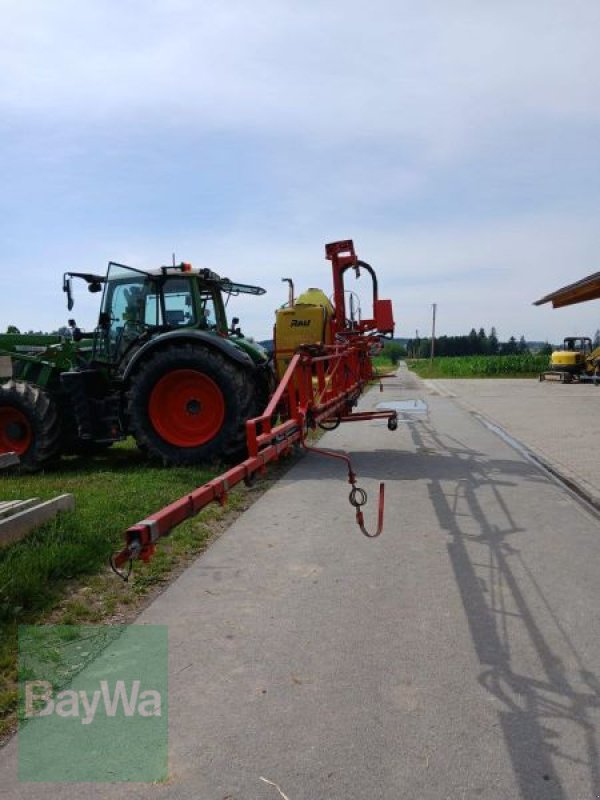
[408,418,600,799]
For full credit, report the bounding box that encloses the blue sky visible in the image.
[2,0,600,342]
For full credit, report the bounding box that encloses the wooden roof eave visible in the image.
[533,272,600,308]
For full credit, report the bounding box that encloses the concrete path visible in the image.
[3,367,600,799]
[428,377,600,506]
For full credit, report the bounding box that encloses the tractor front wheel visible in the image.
[0,381,62,471]
[127,344,256,466]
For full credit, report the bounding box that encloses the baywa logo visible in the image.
[19,624,168,783]
[24,679,162,726]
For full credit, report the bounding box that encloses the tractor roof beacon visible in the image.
[0,260,272,470]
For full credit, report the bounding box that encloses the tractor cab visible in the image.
[92,262,225,364]
[61,261,266,367]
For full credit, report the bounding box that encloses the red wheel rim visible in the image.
[148,369,226,447]
[0,407,32,455]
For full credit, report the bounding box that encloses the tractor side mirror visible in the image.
[63,276,74,311]
[230,317,240,335]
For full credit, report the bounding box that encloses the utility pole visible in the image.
[430,304,437,363]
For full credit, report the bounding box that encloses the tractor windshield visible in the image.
[95,263,153,362]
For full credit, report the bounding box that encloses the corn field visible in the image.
[408,354,549,378]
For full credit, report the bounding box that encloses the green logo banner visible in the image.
[18,624,168,782]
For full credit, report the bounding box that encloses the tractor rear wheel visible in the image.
[127,344,256,466]
[0,380,62,470]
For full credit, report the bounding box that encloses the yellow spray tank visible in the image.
[274,287,334,378]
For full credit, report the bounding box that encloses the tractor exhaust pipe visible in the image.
[281,278,295,307]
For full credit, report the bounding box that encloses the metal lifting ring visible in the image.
[349,486,368,508]
[300,434,386,538]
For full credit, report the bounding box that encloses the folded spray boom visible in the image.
[111,240,397,580]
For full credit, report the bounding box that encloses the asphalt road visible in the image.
[426,377,600,508]
[3,367,600,799]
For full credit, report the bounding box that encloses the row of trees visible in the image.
[5,325,71,336]
[383,329,556,363]
[407,328,533,358]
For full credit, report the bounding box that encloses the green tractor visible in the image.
[0,261,273,470]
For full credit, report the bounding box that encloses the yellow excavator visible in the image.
[540,336,600,382]
[534,273,600,383]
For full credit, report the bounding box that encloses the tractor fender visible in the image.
[121,330,255,383]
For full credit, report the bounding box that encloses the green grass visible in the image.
[0,439,221,621]
[372,354,397,371]
[407,354,549,379]
[0,439,258,737]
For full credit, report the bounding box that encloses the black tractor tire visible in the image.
[126,344,258,466]
[0,380,62,471]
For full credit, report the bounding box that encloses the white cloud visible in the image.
[2,0,600,159]
[1,1,600,345]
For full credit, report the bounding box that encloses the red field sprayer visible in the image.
[110,240,398,579]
